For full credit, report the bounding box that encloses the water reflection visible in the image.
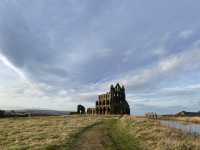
[160,120,200,135]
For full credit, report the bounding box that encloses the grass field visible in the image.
[0,116,200,150]
[0,116,102,149]
[121,116,200,150]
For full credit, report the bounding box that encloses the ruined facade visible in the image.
[87,108,96,114]
[87,83,130,115]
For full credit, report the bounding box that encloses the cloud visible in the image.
[179,30,194,39]
[0,52,26,80]
[108,49,200,93]
[0,0,200,114]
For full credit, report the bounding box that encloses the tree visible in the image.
[0,110,5,117]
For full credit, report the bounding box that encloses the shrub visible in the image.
[0,110,5,117]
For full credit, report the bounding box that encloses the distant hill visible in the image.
[3,109,70,117]
[176,111,200,117]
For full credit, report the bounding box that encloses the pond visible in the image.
[160,120,200,135]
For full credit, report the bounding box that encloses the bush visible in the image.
[0,110,5,117]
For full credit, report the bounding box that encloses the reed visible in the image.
[161,116,200,124]
[120,116,200,150]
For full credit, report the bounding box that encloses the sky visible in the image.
[0,0,200,115]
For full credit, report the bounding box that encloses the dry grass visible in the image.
[0,115,102,149]
[1,115,200,150]
[120,116,200,150]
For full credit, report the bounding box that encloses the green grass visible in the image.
[67,118,142,150]
[105,119,143,150]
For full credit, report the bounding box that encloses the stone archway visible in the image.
[77,105,85,114]
[96,108,99,114]
[106,100,109,105]
[103,107,106,115]
[100,107,103,115]
[107,107,111,114]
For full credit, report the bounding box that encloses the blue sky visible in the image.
[0,0,200,115]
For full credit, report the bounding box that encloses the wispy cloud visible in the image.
[0,52,26,80]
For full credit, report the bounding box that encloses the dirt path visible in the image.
[71,123,117,150]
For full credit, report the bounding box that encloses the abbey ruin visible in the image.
[87,83,130,115]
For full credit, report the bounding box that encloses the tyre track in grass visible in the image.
[69,121,117,150]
